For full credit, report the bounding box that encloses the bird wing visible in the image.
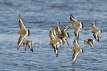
[91,22,98,30]
[49,29,56,40]
[62,37,69,45]
[64,26,70,31]
[88,41,96,48]
[28,41,33,52]
[74,29,80,40]
[56,22,62,34]
[73,39,79,47]
[17,33,27,50]
[52,26,57,36]
[18,15,27,31]
[70,14,79,25]
[54,47,58,57]
[72,50,80,64]
[93,32,99,41]
[23,43,27,51]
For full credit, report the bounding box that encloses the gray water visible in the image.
[0,0,107,71]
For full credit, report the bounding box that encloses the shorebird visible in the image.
[15,15,30,50]
[83,38,97,48]
[68,14,84,39]
[88,21,104,42]
[23,40,37,52]
[69,39,84,64]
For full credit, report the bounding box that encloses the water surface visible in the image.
[0,0,107,71]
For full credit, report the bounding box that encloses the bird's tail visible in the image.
[28,29,30,36]
[81,48,85,53]
[80,22,84,28]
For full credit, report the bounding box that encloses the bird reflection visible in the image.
[69,39,84,64]
[15,15,30,50]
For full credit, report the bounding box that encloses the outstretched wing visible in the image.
[88,41,97,48]
[56,22,62,34]
[72,50,80,64]
[93,32,99,42]
[74,29,80,40]
[17,33,27,50]
[18,15,27,31]
[28,41,33,52]
[91,21,98,30]
[70,14,79,25]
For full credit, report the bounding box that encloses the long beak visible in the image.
[45,42,50,44]
[68,48,72,50]
[14,31,19,33]
[33,42,38,43]
[87,30,90,31]
[68,24,72,26]
[80,39,84,40]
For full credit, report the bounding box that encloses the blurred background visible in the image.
[0,0,107,71]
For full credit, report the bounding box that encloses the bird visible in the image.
[69,39,84,64]
[83,38,97,48]
[15,15,30,50]
[51,25,71,45]
[48,26,60,57]
[68,14,84,40]
[88,21,104,42]
[23,40,37,52]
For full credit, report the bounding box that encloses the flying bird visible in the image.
[69,39,84,64]
[68,14,84,40]
[83,38,97,48]
[15,15,30,50]
[88,21,104,42]
[23,40,37,52]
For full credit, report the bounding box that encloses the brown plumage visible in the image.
[68,14,84,40]
[15,15,30,50]
[83,38,97,48]
[23,40,37,52]
[88,21,104,42]
[69,39,84,64]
